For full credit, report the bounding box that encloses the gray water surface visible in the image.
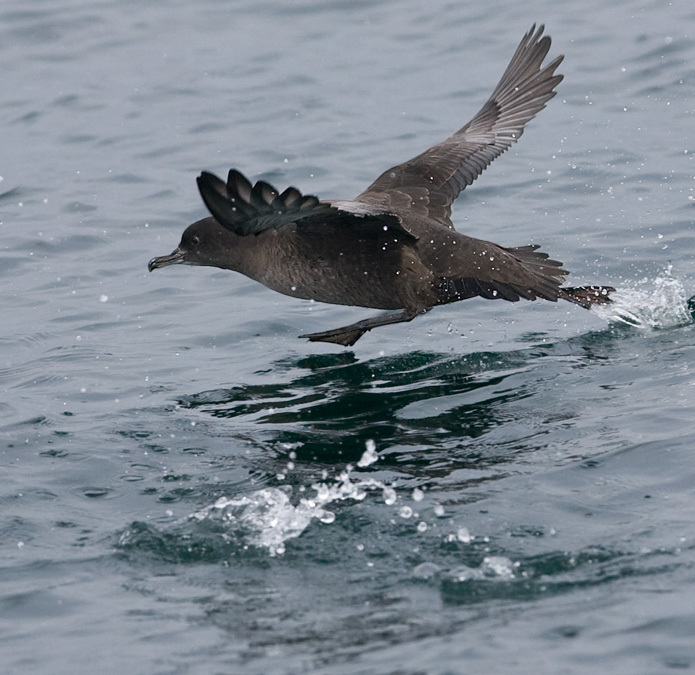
[2,0,695,673]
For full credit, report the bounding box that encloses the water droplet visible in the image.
[457,527,472,543]
[413,562,440,579]
[357,439,378,467]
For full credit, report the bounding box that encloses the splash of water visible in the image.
[191,441,391,556]
[449,556,518,582]
[592,267,694,330]
[191,487,331,557]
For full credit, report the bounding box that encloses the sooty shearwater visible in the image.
[149,24,613,347]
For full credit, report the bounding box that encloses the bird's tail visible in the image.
[561,285,614,308]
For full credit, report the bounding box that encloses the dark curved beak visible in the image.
[148,248,186,272]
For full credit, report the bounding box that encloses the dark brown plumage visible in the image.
[148,25,613,347]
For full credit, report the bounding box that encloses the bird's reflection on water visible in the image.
[176,331,620,476]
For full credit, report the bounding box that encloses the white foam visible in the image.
[593,267,693,330]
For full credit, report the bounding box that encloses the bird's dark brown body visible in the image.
[149,25,613,346]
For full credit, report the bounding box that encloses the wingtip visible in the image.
[196,170,228,204]
[196,171,212,195]
[197,169,221,189]
[524,23,544,43]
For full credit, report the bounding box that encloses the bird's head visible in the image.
[148,217,243,272]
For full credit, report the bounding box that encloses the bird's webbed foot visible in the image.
[299,307,427,346]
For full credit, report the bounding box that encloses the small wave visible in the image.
[592,268,694,330]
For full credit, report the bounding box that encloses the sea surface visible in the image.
[2,0,695,673]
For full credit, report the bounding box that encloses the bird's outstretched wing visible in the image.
[354,24,564,226]
[197,169,331,235]
[197,170,417,243]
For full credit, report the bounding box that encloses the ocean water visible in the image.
[2,0,695,673]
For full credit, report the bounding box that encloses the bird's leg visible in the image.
[300,308,429,347]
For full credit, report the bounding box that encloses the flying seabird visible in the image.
[149,25,613,347]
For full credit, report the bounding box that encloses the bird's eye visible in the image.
[191,235,201,246]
